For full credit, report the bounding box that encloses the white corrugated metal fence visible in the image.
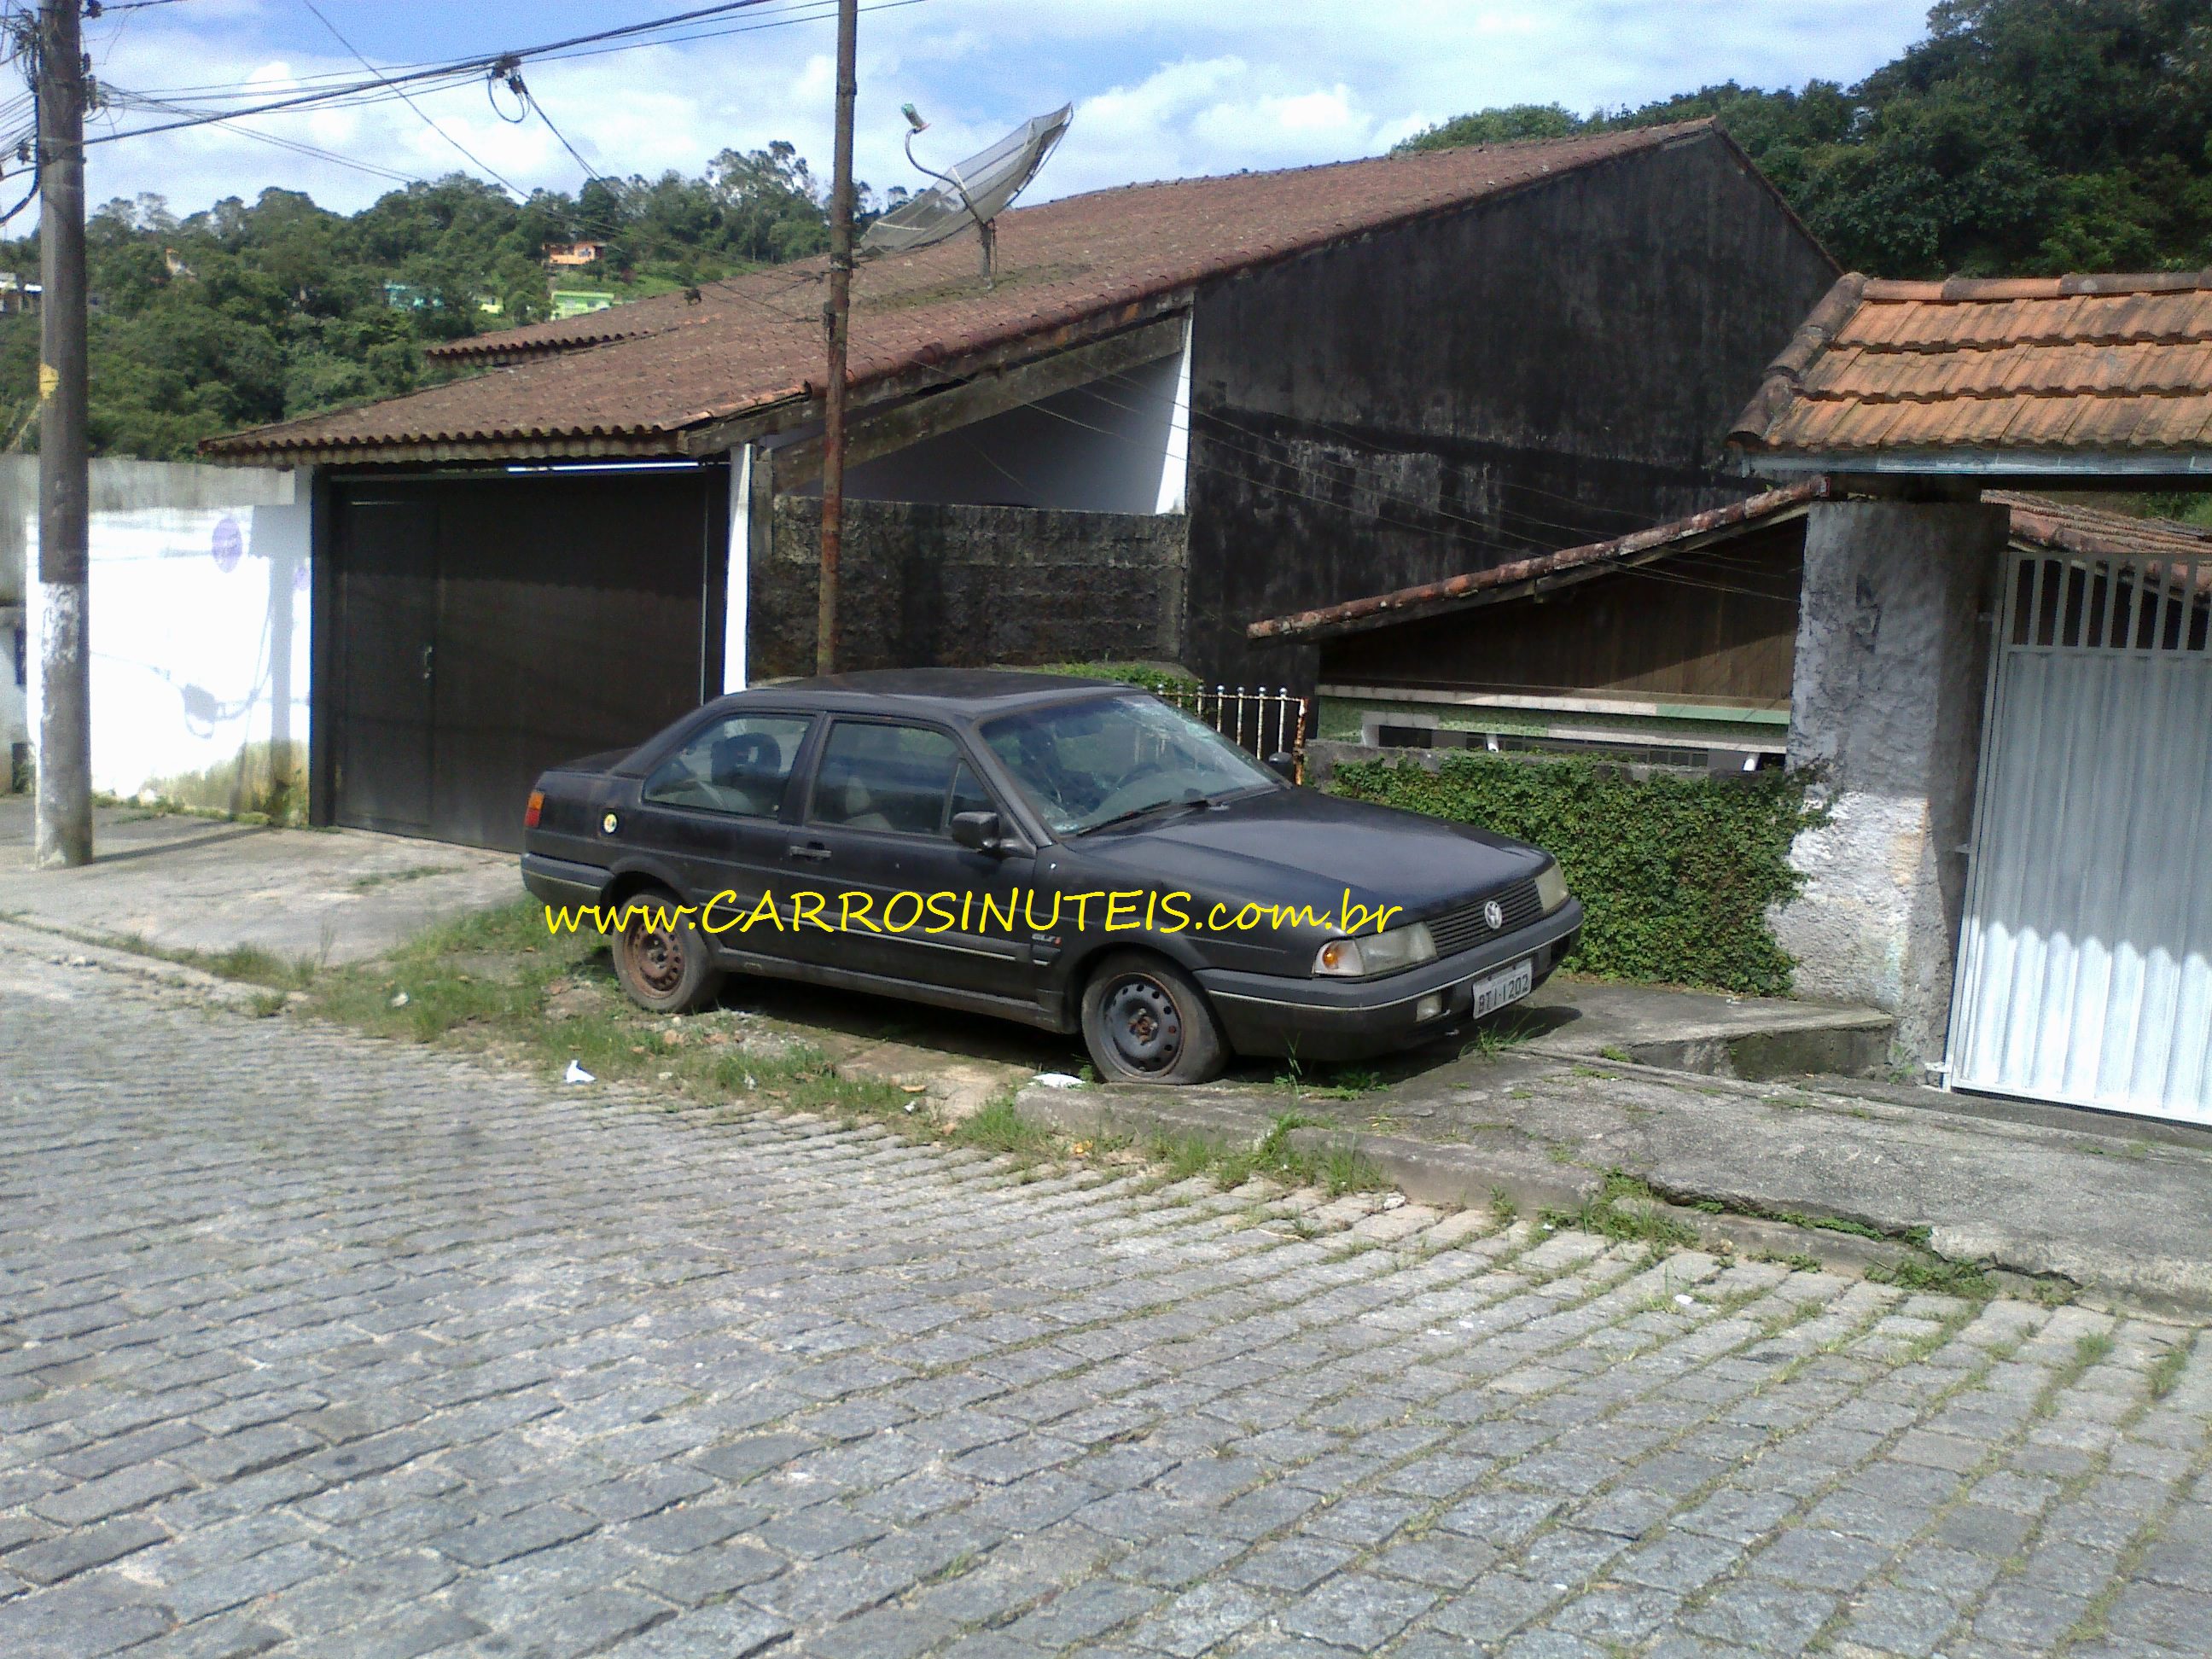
[1948,547,2212,1121]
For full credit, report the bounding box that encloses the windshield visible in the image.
[981,693,1282,835]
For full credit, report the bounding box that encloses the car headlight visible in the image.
[1535,859,1570,914]
[1314,922,1437,978]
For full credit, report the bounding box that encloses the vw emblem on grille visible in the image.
[1483,899,1505,931]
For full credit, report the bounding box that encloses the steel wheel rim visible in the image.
[1103,975,1182,1072]
[626,917,685,997]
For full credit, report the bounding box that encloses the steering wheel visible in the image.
[1103,755,1169,797]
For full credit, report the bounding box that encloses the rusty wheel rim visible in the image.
[626,916,685,998]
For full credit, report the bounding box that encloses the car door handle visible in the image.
[785,841,832,862]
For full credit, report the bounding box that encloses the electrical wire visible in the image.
[88,0,822,139]
[294,0,525,198]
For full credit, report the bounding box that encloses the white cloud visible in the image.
[77,0,1936,216]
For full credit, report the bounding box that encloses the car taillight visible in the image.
[524,790,544,829]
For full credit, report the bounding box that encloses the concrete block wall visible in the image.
[1773,499,2007,1067]
[756,498,1187,680]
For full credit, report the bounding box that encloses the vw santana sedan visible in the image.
[521,670,1581,1085]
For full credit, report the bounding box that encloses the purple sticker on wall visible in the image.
[294,559,309,592]
[212,515,242,573]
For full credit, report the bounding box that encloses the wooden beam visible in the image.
[678,294,1190,460]
[771,315,1187,486]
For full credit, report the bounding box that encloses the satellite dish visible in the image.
[861,103,1072,280]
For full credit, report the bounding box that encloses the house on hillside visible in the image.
[200,120,1837,850]
[544,241,608,267]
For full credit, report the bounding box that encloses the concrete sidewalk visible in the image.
[0,798,512,965]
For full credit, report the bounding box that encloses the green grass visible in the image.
[2147,1345,2188,1400]
[1489,1185,1518,1226]
[2075,1331,2116,1368]
[1863,1254,1994,1298]
[1462,1009,1546,1062]
[299,899,910,1124]
[1541,1172,1700,1251]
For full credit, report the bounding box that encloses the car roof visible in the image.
[715,667,1134,718]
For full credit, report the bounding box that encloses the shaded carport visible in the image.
[1729,271,2212,1123]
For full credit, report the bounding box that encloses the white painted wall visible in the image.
[19,463,308,801]
[723,443,753,692]
[789,344,1191,515]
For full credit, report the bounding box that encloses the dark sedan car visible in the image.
[521,669,1582,1084]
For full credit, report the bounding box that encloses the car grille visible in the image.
[1427,877,1545,958]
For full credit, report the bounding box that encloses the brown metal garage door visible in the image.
[327,466,724,850]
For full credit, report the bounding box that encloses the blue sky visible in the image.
[83,1,1939,217]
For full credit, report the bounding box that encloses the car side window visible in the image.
[946,764,994,830]
[642,714,812,818]
[812,722,964,836]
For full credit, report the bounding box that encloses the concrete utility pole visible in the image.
[33,0,90,867]
[814,0,857,676]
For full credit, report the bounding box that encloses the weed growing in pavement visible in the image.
[2148,1344,2189,1399]
[952,1096,1062,1160]
[1461,1009,1545,1062]
[1864,1254,1995,1299]
[1489,1186,1518,1227]
[1541,1172,1699,1251]
[2075,1331,2116,1368]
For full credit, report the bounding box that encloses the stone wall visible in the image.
[1773,499,2007,1067]
[755,498,1186,679]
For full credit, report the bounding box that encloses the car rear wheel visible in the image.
[1080,952,1226,1085]
[611,885,721,1015]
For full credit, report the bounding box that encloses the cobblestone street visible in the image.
[5,950,2211,1659]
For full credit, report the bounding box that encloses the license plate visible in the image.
[1469,958,1534,1019]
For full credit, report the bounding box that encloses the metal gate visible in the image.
[1947,545,2212,1121]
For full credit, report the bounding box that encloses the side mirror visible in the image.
[949,810,1002,853]
[1266,751,1298,782]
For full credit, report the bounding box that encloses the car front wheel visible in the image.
[611,885,722,1015]
[1080,952,1226,1085]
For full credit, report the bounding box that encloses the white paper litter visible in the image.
[389,991,409,1007]
[1032,1072,1084,1089]
[563,1059,596,1085]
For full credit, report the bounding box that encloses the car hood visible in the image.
[1069,788,1545,920]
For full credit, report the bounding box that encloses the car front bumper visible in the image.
[1196,899,1584,1062]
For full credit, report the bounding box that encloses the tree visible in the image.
[1403,0,2212,278]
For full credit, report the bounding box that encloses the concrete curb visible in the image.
[0,916,265,1010]
[1013,1080,2095,1306]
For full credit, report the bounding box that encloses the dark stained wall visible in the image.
[1184,129,1837,690]
[756,498,1185,679]
[1320,522,1805,707]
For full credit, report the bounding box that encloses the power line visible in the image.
[294,0,525,198]
[84,0,805,142]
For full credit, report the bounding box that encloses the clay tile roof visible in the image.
[1247,484,2212,644]
[1993,490,2212,564]
[201,123,1709,466]
[1245,479,1832,643]
[1729,271,2212,464]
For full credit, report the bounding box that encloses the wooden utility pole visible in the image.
[814,0,856,675]
[33,0,89,866]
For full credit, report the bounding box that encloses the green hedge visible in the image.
[1330,753,1824,996]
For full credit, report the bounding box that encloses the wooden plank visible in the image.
[766,315,1188,486]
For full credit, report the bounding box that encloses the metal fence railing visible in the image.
[1155,684,1309,783]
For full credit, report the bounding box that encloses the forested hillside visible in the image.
[3,0,2205,461]
[0,142,861,459]
[1407,0,2212,278]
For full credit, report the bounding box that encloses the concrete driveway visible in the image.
[0,798,511,966]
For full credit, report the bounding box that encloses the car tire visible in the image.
[611,885,722,1015]
[1080,951,1227,1086]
